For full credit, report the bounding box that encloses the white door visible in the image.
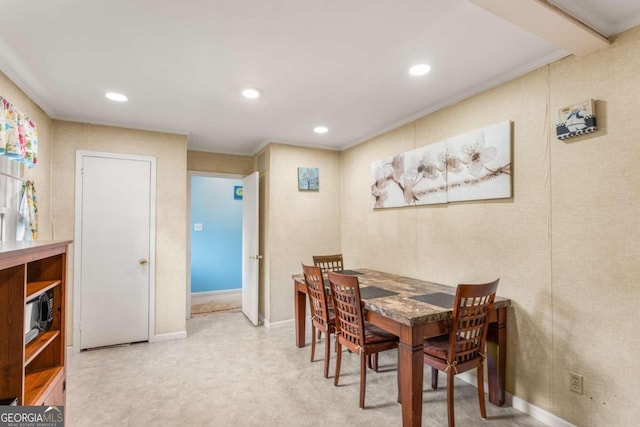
[77,153,155,349]
[242,172,259,325]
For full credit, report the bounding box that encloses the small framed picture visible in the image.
[233,185,243,200]
[556,99,597,140]
[298,167,319,191]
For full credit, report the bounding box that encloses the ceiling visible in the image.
[1,0,639,156]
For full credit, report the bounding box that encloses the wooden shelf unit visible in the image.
[0,241,70,406]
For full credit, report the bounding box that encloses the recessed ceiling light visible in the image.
[242,88,262,99]
[313,126,329,134]
[105,92,128,102]
[409,64,431,76]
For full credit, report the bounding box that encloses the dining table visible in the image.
[293,268,510,427]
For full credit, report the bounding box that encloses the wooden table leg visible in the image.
[399,325,424,427]
[487,307,507,406]
[294,282,307,348]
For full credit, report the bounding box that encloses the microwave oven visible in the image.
[25,289,54,344]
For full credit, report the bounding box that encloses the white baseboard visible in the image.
[150,330,187,342]
[263,318,296,329]
[67,329,188,351]
[457,372,576,427]
[511,395,577,427]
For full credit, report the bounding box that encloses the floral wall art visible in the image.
[403,141,448,206]
[371,155,404,207]
[446,120,512,202]
[371,120,512,208]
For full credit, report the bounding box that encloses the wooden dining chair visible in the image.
[311,254,342,340]
[312,254,344,273]
[302,264,336,378]
[423,279,499,427]
[328,271,398,409]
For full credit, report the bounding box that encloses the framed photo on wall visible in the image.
[298,167,319,191]
[556,99,597,140]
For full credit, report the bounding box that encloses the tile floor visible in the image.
[66,312,547,426]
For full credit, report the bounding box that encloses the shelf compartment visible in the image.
[24,366,64,406]
[26,280,61,300]
[24,330,60,366]
[0,241,70,407]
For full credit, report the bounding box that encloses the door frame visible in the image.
[241,171,259,325]
[186,171,244,318]
[73,150,157,351]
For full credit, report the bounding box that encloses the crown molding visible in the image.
[469,0,610,56]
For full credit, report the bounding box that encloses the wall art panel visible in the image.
[403,140,447,206]
[446,120,512,202]
[371,120,512,208]
[371,154,406,208]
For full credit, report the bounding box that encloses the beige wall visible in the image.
[548,27,640,425]
[187,150,254,176]
[342,26,640,427]
[0,72,53,239]
[263,143,342,323]
[52,121,188,340]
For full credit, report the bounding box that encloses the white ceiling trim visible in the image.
[551,0,640,36]
[0,38,54,118]
[255,138,341,156]
[470,0,610,56]
[550,0,615,35]
[52,113,189,139]
[614,11,640,35]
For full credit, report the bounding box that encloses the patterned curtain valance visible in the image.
[0,96,38,168]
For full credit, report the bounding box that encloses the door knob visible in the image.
[249,255,263,260]
[139,258,148,265]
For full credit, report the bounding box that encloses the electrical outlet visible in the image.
[569,371,583,394]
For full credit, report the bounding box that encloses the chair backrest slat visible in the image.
[313,254,344,274]
[449,279,499,365]
[302,264,331,329]
[327,271,365,349]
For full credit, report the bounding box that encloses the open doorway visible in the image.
[188,173,243,316]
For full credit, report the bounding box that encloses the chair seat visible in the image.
[312,306,335,328]
[364,322,397,344]
[423,334,449,359]
[321,310,336,328]
[318,320,336,329]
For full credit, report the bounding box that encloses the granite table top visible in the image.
[293,268,510,327]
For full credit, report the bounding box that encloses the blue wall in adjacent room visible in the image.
[191,175,243,293]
